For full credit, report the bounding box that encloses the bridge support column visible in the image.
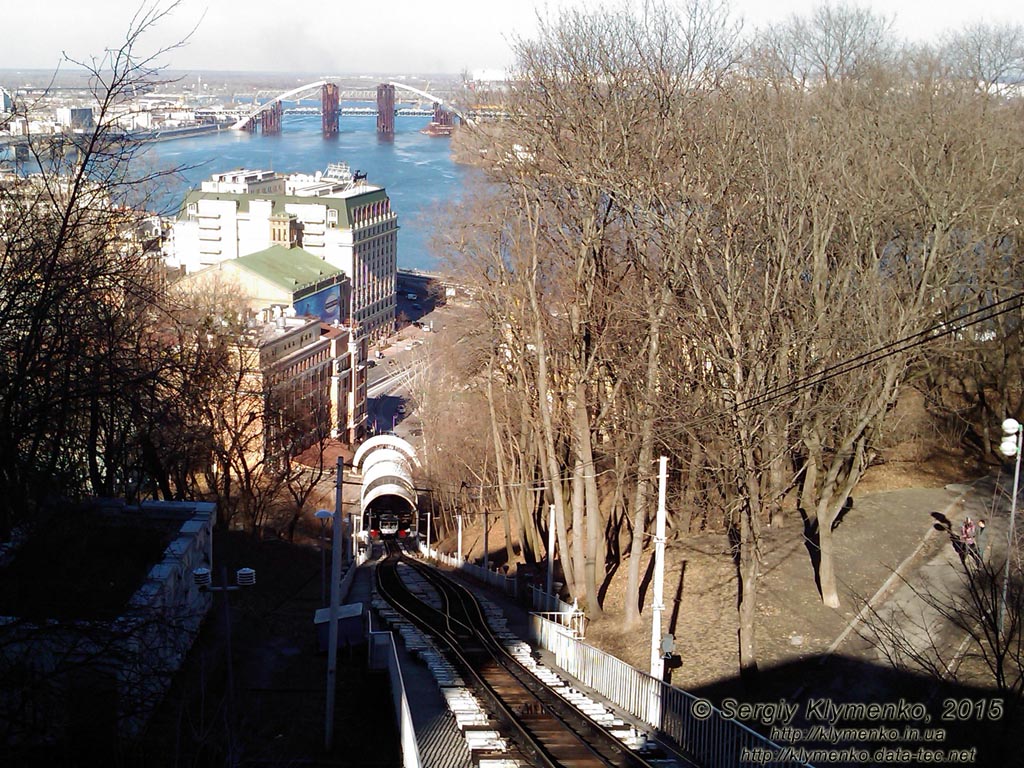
[260,101,282,134]
[322,83,339,137]
[376,84,395,137]
[432,102,453,127]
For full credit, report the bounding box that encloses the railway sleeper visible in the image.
[463,728,506,748]
[475,758,522,768]
[395,561,673,766]
[455,711,491,729]
[444,689,485,713]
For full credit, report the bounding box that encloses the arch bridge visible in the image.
[230,80,467,137]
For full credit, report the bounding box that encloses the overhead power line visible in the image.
[737,291,1024,413]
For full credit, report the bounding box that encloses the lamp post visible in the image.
[325,456,344,751]
[315,509,332,606]
[998,418,1022,635]
[193,565,256,767]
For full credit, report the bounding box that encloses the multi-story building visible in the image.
[200,169,286,195]
[246,314,367,449]
[55,106,95,131]
[167,164,397,345]
[174,244,367,444]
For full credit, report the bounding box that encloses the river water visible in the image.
[143,109,466,271]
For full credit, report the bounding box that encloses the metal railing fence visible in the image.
[527,583,576,615]
[530,614,809,768]
[419,544,517,596]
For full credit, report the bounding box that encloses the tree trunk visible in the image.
[574,382,604,616]
[818,520,841,609]
[526,231,577,597]
[624,280,671,626]
[486,354,517,566]
[738,508,760,682]
[572,457,587,602]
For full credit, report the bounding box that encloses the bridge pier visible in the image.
[322,83,339,137]
[260,101,282,134]
[376,84,395,138]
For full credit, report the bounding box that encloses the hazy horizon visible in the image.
[2,0,1022,77]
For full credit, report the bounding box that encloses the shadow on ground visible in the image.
[680,653,1021,768]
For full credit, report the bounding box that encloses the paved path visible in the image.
[837,479,1006,676]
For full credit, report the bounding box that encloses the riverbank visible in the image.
[134,122,233,142]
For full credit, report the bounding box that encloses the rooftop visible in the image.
[0,503,188,621]
[233,244,344,293]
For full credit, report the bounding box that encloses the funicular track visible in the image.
[375,545,661,768]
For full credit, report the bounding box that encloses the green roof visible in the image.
[177,187,390,228]
[234,245,343,293]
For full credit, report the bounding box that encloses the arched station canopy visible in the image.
[354,435,420,470]
[362,483,418,511]
[354,434,420,519]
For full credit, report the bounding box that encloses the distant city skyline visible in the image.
[2,0,1023,76]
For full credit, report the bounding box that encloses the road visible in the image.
[365,295,444,446]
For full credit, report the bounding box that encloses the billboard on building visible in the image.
[294,285,343,323]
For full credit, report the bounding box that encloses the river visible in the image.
[143,109,467,271]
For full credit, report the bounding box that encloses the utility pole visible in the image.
[546,504,555,596]
[324,456,344,751]
[649,456,668,680]
[481,484,489,572]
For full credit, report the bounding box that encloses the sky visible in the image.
[2,0,1023,76]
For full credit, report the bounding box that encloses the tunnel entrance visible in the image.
[353,435,419,541]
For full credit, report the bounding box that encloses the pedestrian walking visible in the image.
[975,519,987,561]
[961,516,979,568]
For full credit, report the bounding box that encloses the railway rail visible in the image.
[375,544,683,768]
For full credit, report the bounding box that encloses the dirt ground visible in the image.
[436,453,983,690]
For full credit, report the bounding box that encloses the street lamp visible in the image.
[998,418,1022,635]
[315,509,333,606]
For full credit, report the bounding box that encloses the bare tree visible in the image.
[942,22,1024,96]
[436,0,1024,679]
[753,1,895,87]
[0,3,195,538]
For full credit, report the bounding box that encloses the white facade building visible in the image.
[167,166,397,344]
